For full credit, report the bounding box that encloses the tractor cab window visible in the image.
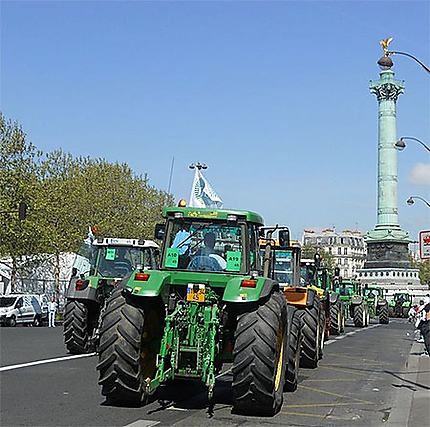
[300,264,316,286]
[338,283,354,296]
[364,288,377,299]
[164,220,245,273]
[98,246,152,277]
[248,224,260,272]
[274,250,293,285]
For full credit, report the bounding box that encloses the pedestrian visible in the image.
[48,297,57,328]
[408,305,417,323]
[416,301,425,342]
[416,300,430,356]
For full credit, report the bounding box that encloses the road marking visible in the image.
[319,364,383,378]
[324,339,335,345]
[167,406,188,411]
[123,420,160,427]
[0,353,96,372]
[281,411,351,421]
[284,402,371,408]
[302,378,353,382]
[299,384,373,404]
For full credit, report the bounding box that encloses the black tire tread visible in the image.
[353,303,365,327]
[232,292,287,416]
[284,308,301,392]
[64,300,89,354]
[379,305,389,324]
[298,298,321,369]
[96,288,145,405]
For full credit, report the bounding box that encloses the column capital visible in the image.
[369,70,405,102]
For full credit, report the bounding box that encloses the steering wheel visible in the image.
[187,256,221,272]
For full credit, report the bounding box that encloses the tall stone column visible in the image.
[365,66,410,269]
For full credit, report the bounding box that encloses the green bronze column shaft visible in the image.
[369,70,404,230]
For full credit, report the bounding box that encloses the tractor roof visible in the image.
[93,238,159,248]
[163,207,264,225]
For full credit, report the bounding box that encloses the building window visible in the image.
[364,272,368,277]
[386,272,389,276]
[344,248,348,255]
[370,272,373,277]
[328,247,332,254]
[338,259,342,265]
[338,247,341,255]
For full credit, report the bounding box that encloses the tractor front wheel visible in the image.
[64,300,89,354]
[298,298,321,369]
[284,307,302,392]
[232,291,288,416]
[353,303,366,327]
[330,302,342,335]
[379,305,389,324]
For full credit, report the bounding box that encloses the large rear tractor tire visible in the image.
[353,303,366,327]
[64,300,89,354]
[284,307,302,392]
[379,305,389,324]
[97,288,161,406]
[329,302,342,335]
[298,298,321,369]
[232,292,288,416]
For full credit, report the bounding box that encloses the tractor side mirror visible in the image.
[258,228,266,238]
[334,267,340,277]
[154,223,166,240]
[278,229,290,248]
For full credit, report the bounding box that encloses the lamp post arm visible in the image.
[402,136,430,153]
[389,50,430,74]
[410,196,430,208]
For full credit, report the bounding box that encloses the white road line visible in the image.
[0,353,96,372]
[123,420,160,427]
[325,340,336,345]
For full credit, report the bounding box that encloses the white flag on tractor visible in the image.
[189,169,223,208]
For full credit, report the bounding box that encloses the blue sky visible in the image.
[1,0,429,241]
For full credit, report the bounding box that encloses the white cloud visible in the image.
[409,163,430,187]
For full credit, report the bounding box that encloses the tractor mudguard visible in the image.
[329,292,339,305]
[222,277,277,303]
[377,299,387,307]
[351,295,363,305]
[66,277,99,301]
[125,270,170,301]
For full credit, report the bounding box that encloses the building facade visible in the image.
[302,229,366,279]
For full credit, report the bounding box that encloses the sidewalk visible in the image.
[407,340,430,426]
[389,337,430,426]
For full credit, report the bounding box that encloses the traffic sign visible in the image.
[419,230,430,259]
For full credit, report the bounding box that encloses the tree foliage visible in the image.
[0,113,173,293]
[301,242,336,273]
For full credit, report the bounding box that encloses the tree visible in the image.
[301,242,336,273]
[0,113,45,291]
[409,253,430,288]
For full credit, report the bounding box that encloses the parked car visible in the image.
[0,294,44,327]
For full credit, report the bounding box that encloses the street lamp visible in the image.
[189,162,208,170]
[395,136,430,153]
[406,196,430,208]
[378,47,430,75]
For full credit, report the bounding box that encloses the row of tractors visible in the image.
[63,206,392,416]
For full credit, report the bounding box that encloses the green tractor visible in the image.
[363,286,389,324]
[388,292,412,318]
[64,237,159,354]
[334,279,370,327]
[97,207,291,416]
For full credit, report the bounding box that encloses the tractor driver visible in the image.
[188,232,226,271]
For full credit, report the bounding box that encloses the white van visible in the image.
[0,294,44,327]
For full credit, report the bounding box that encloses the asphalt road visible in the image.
[0,319,423,427]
